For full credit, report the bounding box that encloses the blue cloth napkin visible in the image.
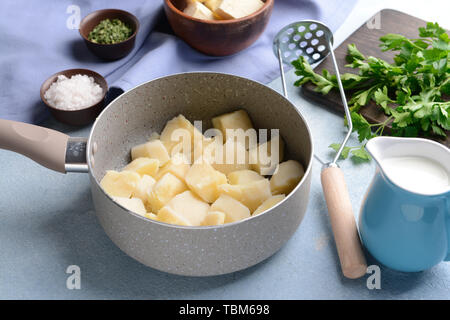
[0,0,357,124]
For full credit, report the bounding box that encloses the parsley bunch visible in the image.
[293,22,449,161]
[88,18,133,44]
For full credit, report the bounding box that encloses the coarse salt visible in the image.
[44,74,103,110]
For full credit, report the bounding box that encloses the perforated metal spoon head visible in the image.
[273,20,352,165]
[273,20,334,66]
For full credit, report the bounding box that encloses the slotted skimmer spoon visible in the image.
[273,21,367,279]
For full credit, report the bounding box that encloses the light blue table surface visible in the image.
[1,1,449,300]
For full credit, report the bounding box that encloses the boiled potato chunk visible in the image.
[132,175,156,204]
[218,183,243,200]
[270,160,305,195]
[124,158,159,177]
[185,162,227,203]
[211,194,250,223]
[249,136,285,175]
[239,179,272,212]
[158,191,210,226]
[144,212,158,220]
[201,211,226,226]
[212,109,254,144]
[131,139,170,166]
[204,0,221,12]
[212,140,250,175]
[193,135,222,165]
[100,170,141,198]
[160,114,202,156]
[218,179,271,212]
[148,132,160,141]
[186,135,215,164]
[183,0,215,20]
[148,173,188,212]
[155,153,190,181]
[253,194,286,215]
[113,197,147,216]
[228,169,264,185]
[157,208,188,226]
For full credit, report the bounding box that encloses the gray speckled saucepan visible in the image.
[0,72,313,276]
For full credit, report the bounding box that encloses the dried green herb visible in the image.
[88,18,133,44]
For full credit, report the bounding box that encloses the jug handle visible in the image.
[0,119,69,173]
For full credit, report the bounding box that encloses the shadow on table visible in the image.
[69,39,103,63]
[37,168,439,299]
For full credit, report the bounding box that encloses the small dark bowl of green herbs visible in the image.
[79,9,139,60]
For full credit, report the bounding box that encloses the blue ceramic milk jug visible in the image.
[359,137,450,272]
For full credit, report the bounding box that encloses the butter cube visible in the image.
[184,0,215,20]
[193,136,223,165]
[211,194,250,223]
[216,0,264,19]
[113,197,147,216]
[148,173,188,212]
[204,0,222,12]
[100,170,141,198]
[201,211,226,226]
[132,174,156,204]
[249,136,285,175]
[212,139,250,175]
[155,153,190,181]
[228,169,264,185]
[212,109,254,145]
[160,115,203,156]
[158,191,210,226]
[185,162,227,203]
[124,157,159,177]
[253,194,286,215]
[270,160,305,195]
[131,140,170,166]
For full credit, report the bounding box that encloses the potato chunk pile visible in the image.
[100,110,305,226]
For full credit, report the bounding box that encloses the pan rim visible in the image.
[87,71,314,230]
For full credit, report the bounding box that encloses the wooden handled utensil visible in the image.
[273,21,367,279]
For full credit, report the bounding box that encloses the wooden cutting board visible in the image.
[301,9,449,148]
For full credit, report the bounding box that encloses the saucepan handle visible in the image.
[321,165,368,279]
[0,119,88,173]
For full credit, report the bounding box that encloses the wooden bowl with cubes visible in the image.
[163,0,274,56]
